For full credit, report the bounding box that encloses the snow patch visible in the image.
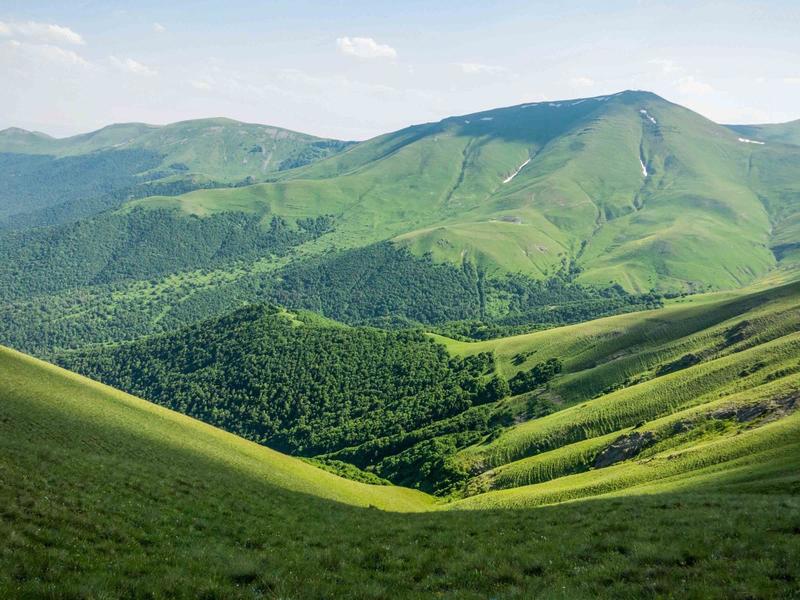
[464,119,470,124]
[548,102,562,107]
[571,99,586,106]
[639,158,648,177]
[738,137,765,145]
[639,109,657,124]
[480,116,494,121]
[503,158,531,184]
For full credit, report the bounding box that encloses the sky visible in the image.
[1,0,799,140]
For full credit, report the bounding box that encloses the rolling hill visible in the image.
[0,118,352,227]
[2,342,800,598]
[0,118,352,182]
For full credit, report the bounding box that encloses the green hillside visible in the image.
[2,340,799,597]
[0,118,352,182]
[728,119,800,147]
[122,91,800,293]
[0,119,351,228]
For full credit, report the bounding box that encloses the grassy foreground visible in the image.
[2,345,799,598]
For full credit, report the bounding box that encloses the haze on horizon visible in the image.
[1,0,799,140]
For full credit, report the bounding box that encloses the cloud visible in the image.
[457,62,510,76]
[676,75,713,95]
[569,76,595,88]
[153,22,166,33]
[336,36,397,59]
[2,39,91,68]
[110,55,158,76]
[783,77,800,85]
[0,20,84,45]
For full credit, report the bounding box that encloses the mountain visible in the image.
[4,90,800,357]
[0,118,353,181]
[2,307,799,597]
[0,118,353,227]
[123,90,800,293]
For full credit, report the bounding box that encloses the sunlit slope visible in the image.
[436,281,800,499]
[455,404,800,509]
[0,346,431,512]
[126,91,800,292]
[437,280,800,389]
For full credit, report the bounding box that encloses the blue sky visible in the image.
[1,0,799,139]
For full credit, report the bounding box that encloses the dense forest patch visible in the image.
[56,305,506,463]
[0,210,333,300]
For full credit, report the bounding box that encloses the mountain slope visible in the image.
[0,118,352,182]
[0,119,352,228]
[2,344,799,598]
[0,345,429,511]
[728,119,800,147]
[126,91,800,292]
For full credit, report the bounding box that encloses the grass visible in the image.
[2,344,800,598]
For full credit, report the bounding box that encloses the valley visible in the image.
[2,88,800,598]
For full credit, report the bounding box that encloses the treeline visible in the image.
[0,210,334,301]
[56,305,506,460]
[0,150,270,230]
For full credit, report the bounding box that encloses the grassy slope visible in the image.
[2,345,799,598]
[0,118,350,183]
[728,120,800,147]
[0,346,430,512]
[435,280,800,499]
[120,91,800,292]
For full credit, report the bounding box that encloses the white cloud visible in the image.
[153,22,166,33]
[110,55,157,76]
[783,77,800,85]
[336,36,397,59]
[457,62,510,76]
[0,20,84,45]
[2,39,91,68]
[569,76,595,88]
[676,75,713,95]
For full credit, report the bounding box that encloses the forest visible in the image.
[56,305,504,457]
